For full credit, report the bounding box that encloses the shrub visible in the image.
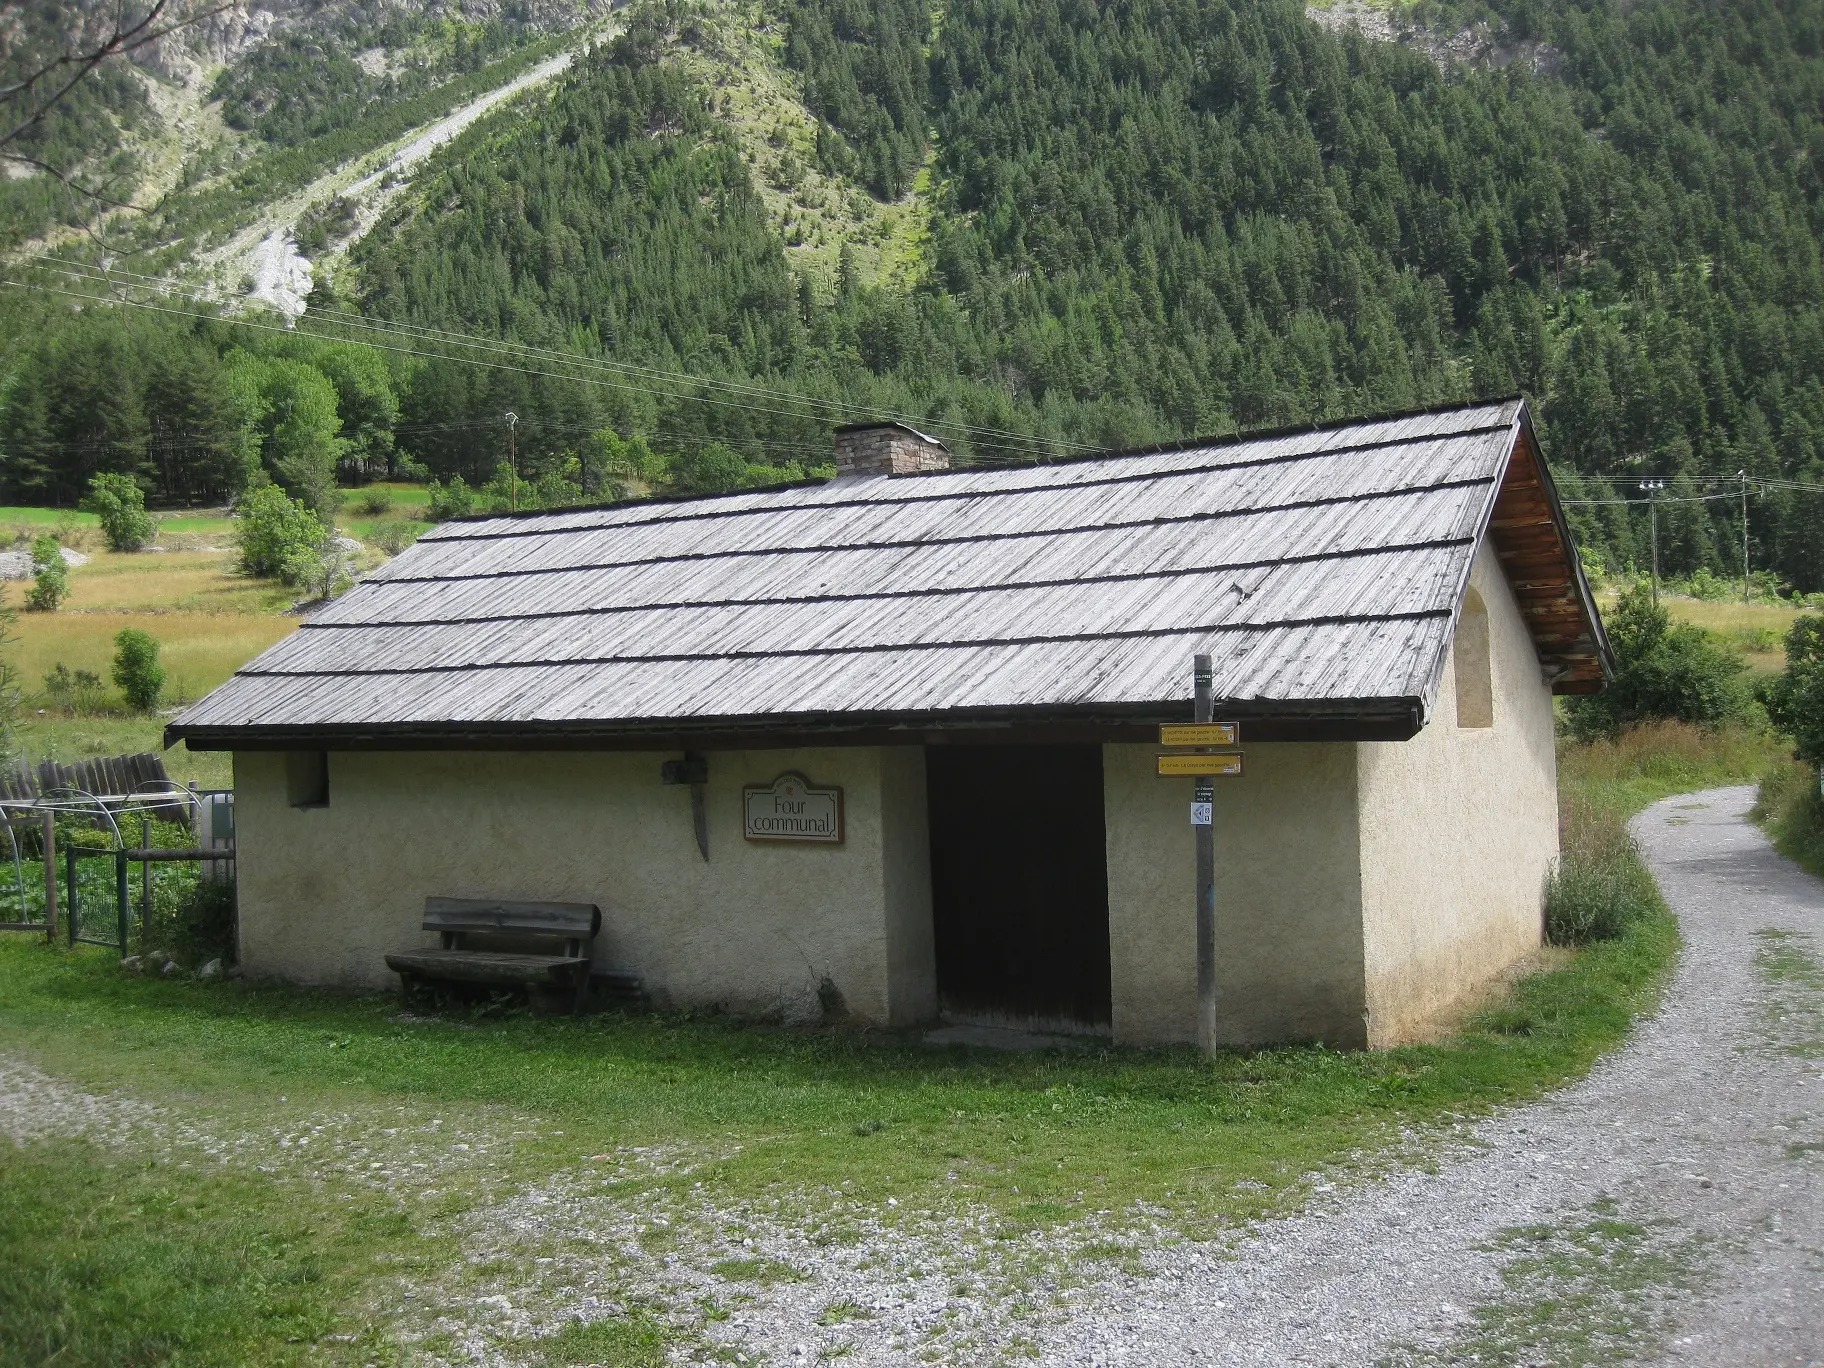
[234,483,324,579]
[43,663,105,714]
[1764,614,1824,768]
[23,536,67,612]
[79,473,154,552]
[1546,797,1666,944]
[163,878,237,965]
[1753,759,1824,880]
[280,535,356,600]
[356,487,394,517]
[1566,584,1751,740]
[369,520,423,556]
[112,629,165,713]
[425,476,474,522]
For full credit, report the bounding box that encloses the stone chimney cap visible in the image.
[832,421,951,477]
[832,420,948,449]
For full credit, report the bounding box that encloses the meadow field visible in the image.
[1,487,433,786]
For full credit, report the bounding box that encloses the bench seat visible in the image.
[390,897,602,1013]
[385,948,589,987]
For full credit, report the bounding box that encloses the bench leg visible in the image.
[572,968,591,1016]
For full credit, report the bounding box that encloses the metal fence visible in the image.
[0,782,235,955]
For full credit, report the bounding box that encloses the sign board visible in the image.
[1190,801,1213,826]
[743,772,843,843]
[1156,752,1243,778]
[1159,723,1239,747]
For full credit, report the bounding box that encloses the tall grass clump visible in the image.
[1557,718,1782,815]
[1547,794,1667,944]
[1754,760,1824,880]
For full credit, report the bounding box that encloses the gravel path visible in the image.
[1040,786,1824,1366]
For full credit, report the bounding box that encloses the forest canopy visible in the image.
[2,0,1823,588]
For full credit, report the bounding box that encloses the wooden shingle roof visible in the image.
[168,398,1608,750]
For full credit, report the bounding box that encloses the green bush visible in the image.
[279,535,355,600]
[355,487,393,517]
[111,629,165,714]
[78,473,154,552]
[1764,614,1824,768]
[43,663,104,714]
[233,483,324,578]
[369,520,423,555]
[1753,759,1824,880]
[1546,803,1666,944]
[1567,584,1751,740]
[425,475,474,521]
[23,536,67,612]
[158,877,237,965]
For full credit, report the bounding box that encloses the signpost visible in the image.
[1156,752,1242,777]
[1154,655,1243,1057]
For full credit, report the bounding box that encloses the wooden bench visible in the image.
[386,898,600,1014]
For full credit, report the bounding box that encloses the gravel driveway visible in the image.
[1043,785,1824,1366]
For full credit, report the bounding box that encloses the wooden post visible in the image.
[1193,654,1217,1057]
[140,814,152,940]
[116,850,129,957]
[40,810,56,943]
[65,843,77,947]
[116,851,130,954]
[1740,470,1750,603]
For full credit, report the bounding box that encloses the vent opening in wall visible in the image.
[286,751,329,808]
[1454,588,1493,729]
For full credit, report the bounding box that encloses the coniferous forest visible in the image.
[4,0,1824,589]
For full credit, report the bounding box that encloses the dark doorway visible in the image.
[926,744,1112,1029]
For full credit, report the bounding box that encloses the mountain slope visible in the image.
[5,0,1824,591]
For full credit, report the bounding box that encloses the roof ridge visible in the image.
[423,418,1518,545]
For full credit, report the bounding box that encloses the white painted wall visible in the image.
[1355,542,1560,1045]
[233,745,936,1025]
[1104,740,1366,1048]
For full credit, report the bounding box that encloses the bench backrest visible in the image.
[424,898,600,957]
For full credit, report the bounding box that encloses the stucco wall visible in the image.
[1355,542,1560,1046]
[233,746,935,1024]
[1103,741,1367,1049]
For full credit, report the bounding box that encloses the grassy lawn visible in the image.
[0,907,1678,1366]
[15,717,231,787]
[1595,590,1802,675]
[9,550,298,711]
[0,721,1779,1366]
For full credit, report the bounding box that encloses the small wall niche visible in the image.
[1454,588,1494,729]
[286,751,330,808]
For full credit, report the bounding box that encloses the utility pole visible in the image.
[1640,479,1666,603]
[1739,469,1750,603]
[1193,653,1217,1057]
[504,411,519,512]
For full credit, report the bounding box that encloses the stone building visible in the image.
[169,397,1610,1049]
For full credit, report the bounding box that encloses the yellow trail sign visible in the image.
[1156,752,1243,777]
[1159,723,1238,747]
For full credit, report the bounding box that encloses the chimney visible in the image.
[832,422,949,477]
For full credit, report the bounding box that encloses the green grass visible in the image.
[16,718,232,787]
[1754,759,1824,880]
[0,720,1773,1366]
[0,1141,434,1368]
[0,892,1679,1364]
[516,1311,674,1367]
[1556,719,1783,820]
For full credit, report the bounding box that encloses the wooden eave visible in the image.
[1486,411,1612,695]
